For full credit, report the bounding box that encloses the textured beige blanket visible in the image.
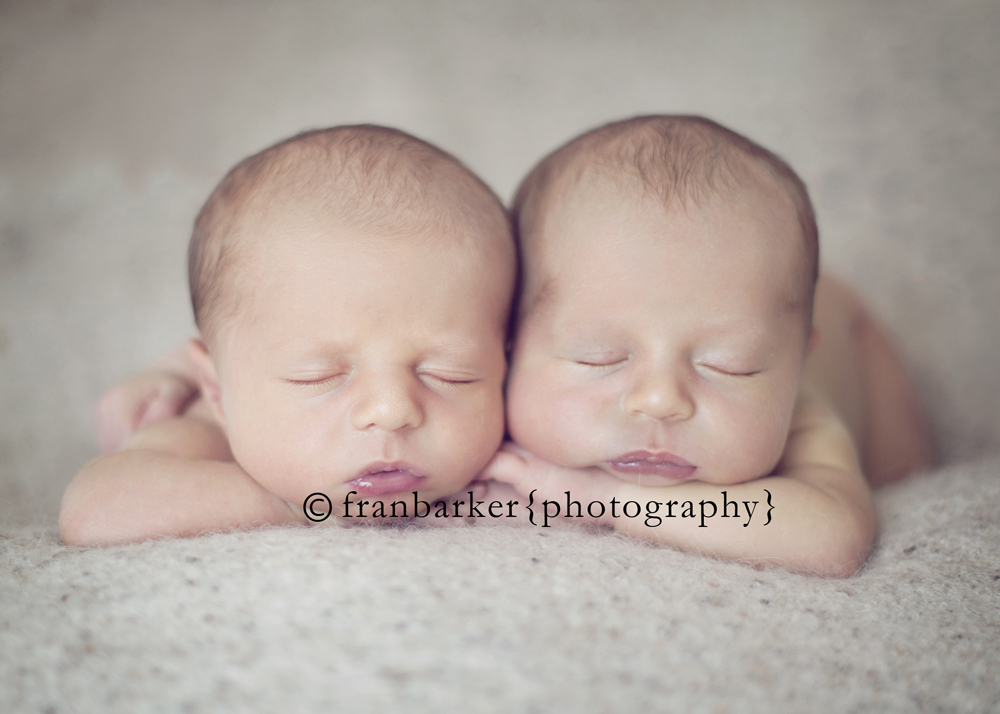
[2,459,998,712]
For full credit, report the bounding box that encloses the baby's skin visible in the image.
[60,126,514,546]
[81,118,934,578]
[481,117,934,577]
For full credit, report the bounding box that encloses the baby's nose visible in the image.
[349,369,425,432]
[622,367,696,422]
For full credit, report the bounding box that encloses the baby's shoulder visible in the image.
[790,379,851,434]
[780,381,862,474]
[122,408,232,462]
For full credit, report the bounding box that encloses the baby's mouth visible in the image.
[347,462,428,496]
[606,451,696,483]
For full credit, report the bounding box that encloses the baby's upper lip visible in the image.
[350,461,427,482]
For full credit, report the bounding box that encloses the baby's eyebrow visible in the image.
[698,328,786,359]
[281,340,352,360]
[699,325,769,345]
[283,341,487,366]
[422,338,490,363]
[556,323,631,348]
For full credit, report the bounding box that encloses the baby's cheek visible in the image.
[444,395,506,472]
[226,401,322,502]
[714,403,791,482]
[507,380,562,458]
[231,434,297,500]
[508,385,599,468]
[505,387,547,455]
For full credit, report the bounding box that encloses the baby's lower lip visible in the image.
[607,452,696,481]
[347,465,427,496]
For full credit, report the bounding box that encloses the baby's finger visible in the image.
[468,479,490,503]
[528,466,626,516]
[497,441,533,457]
[94,391,133,454]
[480,450,532,488]
[137,382,197,428]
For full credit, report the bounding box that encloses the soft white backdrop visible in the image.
[2,0,998,522]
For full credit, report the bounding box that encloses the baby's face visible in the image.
[506,188,811,487]
[207,207,508,512]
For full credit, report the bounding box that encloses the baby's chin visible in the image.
[294,480,482,525]
[602,468,697,487]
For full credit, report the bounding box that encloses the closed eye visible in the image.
[418,372,479,387]
[286,373,348,388]
[574,357,629,369]
[700,364,761,378]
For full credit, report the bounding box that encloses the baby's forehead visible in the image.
[222,214,511,338]
[530,187,810,313]
[542,177,802,255]
[238,189,502,264]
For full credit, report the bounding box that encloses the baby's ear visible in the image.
[188,339,226,427]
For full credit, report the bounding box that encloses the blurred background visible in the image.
[2,0,999,526]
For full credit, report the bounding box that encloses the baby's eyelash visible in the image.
[575,357,628,368]
[286,374,347,387]
[418,372,478,386]
[702,364,761,378]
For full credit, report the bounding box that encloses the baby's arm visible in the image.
[60,402,301,546]
[486,389,875,577]
[95,342,201,453]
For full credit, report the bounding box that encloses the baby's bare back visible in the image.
[804,274,935,486]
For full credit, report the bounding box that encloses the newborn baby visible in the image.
[60,125,515,545]
[485,115,933,576]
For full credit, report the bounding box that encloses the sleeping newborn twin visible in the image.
[60,116,934,576]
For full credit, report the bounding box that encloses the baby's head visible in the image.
[188,125,514,511]
[507,115,818,486]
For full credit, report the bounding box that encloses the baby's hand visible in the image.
[459,477,534,526]
[481,442,624,527]
[94,370,198,454]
